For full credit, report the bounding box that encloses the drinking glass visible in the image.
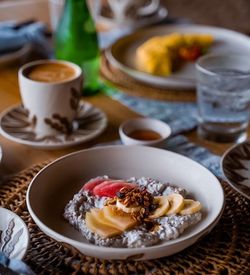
[49,0,64,32]
[196,54,250,143]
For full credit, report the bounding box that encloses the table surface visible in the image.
[0,63,244,178]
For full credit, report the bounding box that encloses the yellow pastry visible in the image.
[136,32,214,76]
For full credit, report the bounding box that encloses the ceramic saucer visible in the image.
[0,102,107,150]
[0,207,29,259]
[97,6,167,30]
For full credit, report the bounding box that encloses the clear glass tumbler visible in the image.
[196,54,250,143]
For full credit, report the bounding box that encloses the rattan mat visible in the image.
[0,162,249,275]
[100,53,196,102]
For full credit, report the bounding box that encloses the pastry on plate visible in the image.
[136,33,214,76]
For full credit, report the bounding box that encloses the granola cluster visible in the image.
[106,187,159,222]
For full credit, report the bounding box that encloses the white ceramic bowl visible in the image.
[26,145,224,260]
[0,207,29,259]
[119,118,171,147]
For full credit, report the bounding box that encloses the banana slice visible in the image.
[166,193,184,215]
[85,211,121,238]
[180,199,202,215]
[116,200,141,214]
[149,196,170,219]
[103,205,137,231]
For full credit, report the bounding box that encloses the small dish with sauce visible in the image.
[119,118,171,147]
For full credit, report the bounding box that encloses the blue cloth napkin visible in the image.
[0,21,51,57]
[0,252,34,275]
[112,93,198,135]
[108,92,223,179]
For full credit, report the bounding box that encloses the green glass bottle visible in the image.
[55,0,100,95]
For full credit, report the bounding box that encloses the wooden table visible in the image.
[0,62,244,177]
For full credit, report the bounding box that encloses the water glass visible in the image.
[49,0,64,32]
[196,54,250,143]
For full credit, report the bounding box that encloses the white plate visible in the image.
[106,24,250,90]
[26,145,224,260]
[0,102,107,150]
[221,140,250,199]
[0,207,29,260]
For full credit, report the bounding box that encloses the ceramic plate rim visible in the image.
[221,141,250,199]
[0,207,30,260]
[106,24,250,89]
[0,44,32,65]
[0,102,108,150]
[26,145,224,255]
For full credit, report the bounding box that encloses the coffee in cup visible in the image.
[27,62,77,83]
[18,60,83,138]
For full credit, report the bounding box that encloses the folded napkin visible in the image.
[0,252,34,275]
[0,21,51,57]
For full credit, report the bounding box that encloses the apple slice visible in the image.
[82,177,111,193]
[166,193,184,215]
[93,181,136,197]
[90,208,121,230]
[149,196,170,219]
[103,205,137,231]
[92,180,117,197]
[180,199,202,215]
[85,210,121,238]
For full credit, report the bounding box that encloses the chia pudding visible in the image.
[64,176,202,248]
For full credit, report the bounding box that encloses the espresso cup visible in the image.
[18,60,83,138]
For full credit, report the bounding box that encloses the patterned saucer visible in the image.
[222,140,250,199]
[0,102,107,150]
[0,207,29,259]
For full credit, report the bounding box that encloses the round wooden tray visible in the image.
[0,162,249,274]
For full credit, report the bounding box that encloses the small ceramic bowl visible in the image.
[0,207,29,259]
[119,118,171,147]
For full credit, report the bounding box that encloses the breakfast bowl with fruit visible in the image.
[27,145,224,260]
[64,176,202,248]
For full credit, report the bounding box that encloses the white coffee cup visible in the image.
[18,60,83,138]
[107,0,160,21]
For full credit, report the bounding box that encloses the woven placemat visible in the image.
[100,53,196,102]
[0,162,249,275]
